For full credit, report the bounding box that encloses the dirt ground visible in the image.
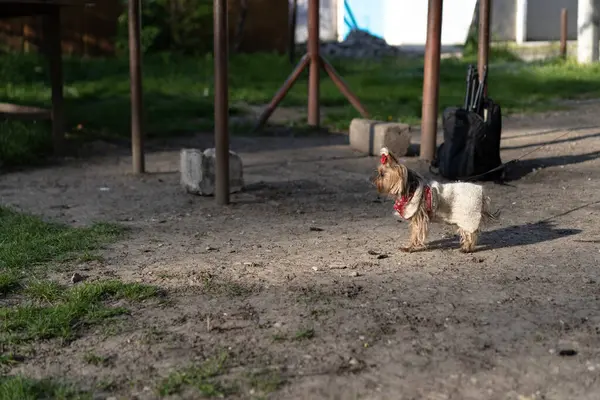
[2,102,600,400]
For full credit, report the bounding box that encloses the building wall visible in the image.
[490,0,517,41]
[526,0,578,41]
[230,0,289,53]
[294,0,338,43]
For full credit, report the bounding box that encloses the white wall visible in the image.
[526,0,578,40]
[294,0,338,43]
[382,0,477,46]
[491,0,517,41]
[293,0,581,46]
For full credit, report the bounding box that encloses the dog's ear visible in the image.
[386,163,410,195]
[379,147,398,166]
[396,164,410,194]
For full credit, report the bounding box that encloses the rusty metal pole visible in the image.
[307,0,320,127]
[214,0,230,205]
[128,0,145,174]
[478,0,490,97]
[420,0,443,162]
[560,8,568,59]
[254,0,368,131]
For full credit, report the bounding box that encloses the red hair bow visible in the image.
[380,154,389,164]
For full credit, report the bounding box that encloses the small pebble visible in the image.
[70,273,85,284]
[349,271,359,277]
[558,349,577,357]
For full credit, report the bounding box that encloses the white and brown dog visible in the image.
[374,147,498,253]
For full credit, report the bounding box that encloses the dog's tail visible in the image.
[481,195,500,224]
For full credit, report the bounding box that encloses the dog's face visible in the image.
[374,148,410,196]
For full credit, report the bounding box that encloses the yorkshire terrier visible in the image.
[374,147,498,253]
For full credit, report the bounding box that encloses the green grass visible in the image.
[294,328,315,341]
[0,120,52,167]
[0,206,125,272]
[0,205,159,344]
[3,50,600,166]
[1,279,159,345]
[157,352,233,397]
[246,369,286,396]
[0,207,160,397]
[0,376,90,400]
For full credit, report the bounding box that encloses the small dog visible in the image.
[374,147,498,253]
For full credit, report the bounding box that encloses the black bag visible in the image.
[432,98,503,181]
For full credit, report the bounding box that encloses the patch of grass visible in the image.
[0,120,52,167]
[24,280,64,303]
[247,369,286,396]
[3,51,600,149]
[272,333,287,342]
[0,353,23,366]
[0,272,21,297]
[0,375,90,400]
[77,252,104,263]
[294,328,315,341]
[0,206,126,272]
[83,352,112,367]
[0,280,159,345]
[200,272,253,297]
[157,352,234,397]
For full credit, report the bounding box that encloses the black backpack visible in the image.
[431,98,503,181]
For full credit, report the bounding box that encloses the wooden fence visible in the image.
[0,0,288,57]
[0,0,121,56]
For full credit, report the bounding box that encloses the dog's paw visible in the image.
[402,245,426,253]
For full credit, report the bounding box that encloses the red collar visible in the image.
[393,186,432,218]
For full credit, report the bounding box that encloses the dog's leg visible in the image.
[458,228,478,253]
[402,218,429,253]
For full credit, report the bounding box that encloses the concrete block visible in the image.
[180,148,244,195]
[349,118,411,156]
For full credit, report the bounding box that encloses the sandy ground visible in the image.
[2,103,600,400]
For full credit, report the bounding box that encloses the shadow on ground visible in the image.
[427,220,582,252]
[503,150,600,181]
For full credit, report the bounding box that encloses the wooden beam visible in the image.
[0,102,51,119]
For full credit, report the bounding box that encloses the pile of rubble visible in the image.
[299,29,411,59]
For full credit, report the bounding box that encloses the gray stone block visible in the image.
[180,148,244,195]
[349,118,411,157]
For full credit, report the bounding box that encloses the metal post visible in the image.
[44,7,65,155]
[420,0,443,162]
[560,8,568,59]
[307,0,320,127]
[128,0,145,174]
[478,0,490,97]
[254,0,368,131]
[214,0,230,205]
